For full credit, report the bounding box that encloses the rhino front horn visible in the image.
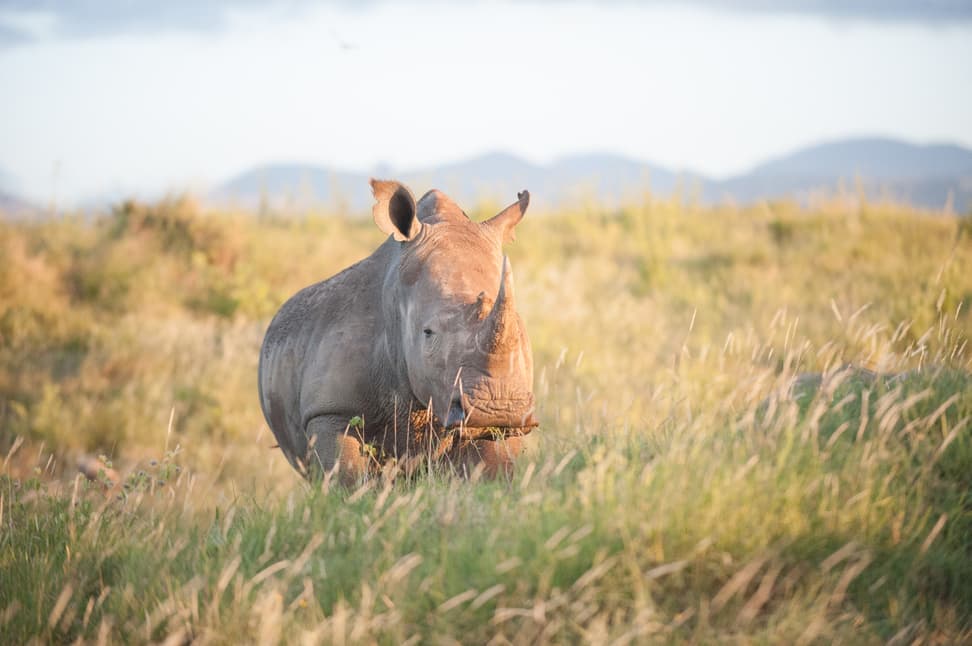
[482,256,518,353]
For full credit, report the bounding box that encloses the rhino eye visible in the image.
[423,328,434,338]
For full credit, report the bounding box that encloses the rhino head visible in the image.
[371,179,537,435]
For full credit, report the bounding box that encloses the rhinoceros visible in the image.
[258,179,537,484]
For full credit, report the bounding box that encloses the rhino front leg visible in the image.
[304,415,372,487]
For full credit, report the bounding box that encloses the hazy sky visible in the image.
[1,1,971,204]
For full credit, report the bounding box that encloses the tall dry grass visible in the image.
[1,194,971,642]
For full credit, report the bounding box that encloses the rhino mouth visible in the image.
[442,393,538,439]
[457,424,536,441]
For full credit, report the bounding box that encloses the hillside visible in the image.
[216,138,972,213]
[0,190,32,215]
[0,168,34,216]
[713,138,972,209]
[214,152,702,212]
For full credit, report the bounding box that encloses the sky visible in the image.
[1,1,971,205]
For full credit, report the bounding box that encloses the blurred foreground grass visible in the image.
[1,195,971,642]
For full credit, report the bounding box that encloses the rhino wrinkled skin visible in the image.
[258,180,537,484]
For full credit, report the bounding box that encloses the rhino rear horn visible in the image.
[483,190,529,244]
[371,179,420,241]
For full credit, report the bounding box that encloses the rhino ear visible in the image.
[483,190,529,244]
[370,179,420,242]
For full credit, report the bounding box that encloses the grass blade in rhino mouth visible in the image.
[458,424,537,440]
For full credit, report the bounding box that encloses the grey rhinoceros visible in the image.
[258,179,537,484]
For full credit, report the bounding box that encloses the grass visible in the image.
[1,193,971,643]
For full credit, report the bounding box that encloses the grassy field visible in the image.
[1,194,971,643]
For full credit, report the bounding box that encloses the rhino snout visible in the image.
[443,391,537,430]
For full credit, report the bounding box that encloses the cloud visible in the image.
[0,20,30,46]
[697,0,972,23]
[0,1,344,46]
[0,0,969,47]
[0,1,261,40]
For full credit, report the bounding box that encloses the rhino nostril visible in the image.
[444,397,465,429]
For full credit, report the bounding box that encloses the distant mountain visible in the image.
[399,152,545,209]
[216,163,367,211]
[216,153,704,213]
[745,138,972,179]
[215,137,972,213]
[402,152,704,209]
[547,154,704,202]
[0,169,35,216]
[0,190,31,214]
[713,138,972,210]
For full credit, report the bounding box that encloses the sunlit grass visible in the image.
[1,194,971,642]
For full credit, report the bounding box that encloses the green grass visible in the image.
[1,194,971,642]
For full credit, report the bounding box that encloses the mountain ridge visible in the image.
[215,137,972,213]
[3,138,970,216]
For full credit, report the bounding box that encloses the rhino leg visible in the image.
[450,436,523,480]
[305,415,372,487]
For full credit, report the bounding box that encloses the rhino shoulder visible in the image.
[264,252,385,351]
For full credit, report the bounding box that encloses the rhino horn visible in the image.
[482,256,518,353]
